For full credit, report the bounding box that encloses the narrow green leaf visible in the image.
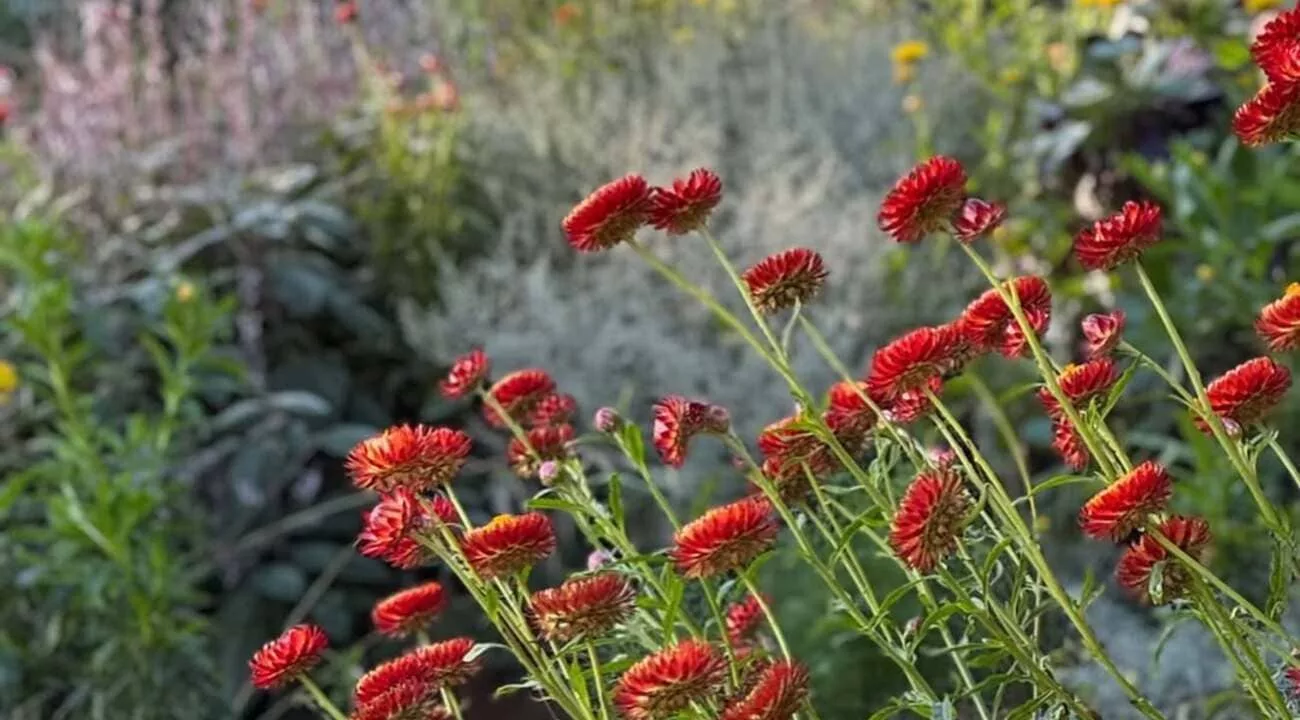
[525,496,590,515]
[607,473,625,532]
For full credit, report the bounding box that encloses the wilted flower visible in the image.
[1052,419,1090,471]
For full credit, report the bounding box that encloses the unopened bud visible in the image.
[594,407,622,433]
[704,404,731,434]
[538,460,560,485]
[587,549,615,571]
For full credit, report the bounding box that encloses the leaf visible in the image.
[250,564,308,602]
[618,423,647,467]
[1026,474,1096,499]
[265,390,334,417]
[268,262,335,317]
[1079,566,1105,610]
[607,474,625,532]
[1267,536,1291,621]
[493,680,542,700]
[525,496,590,515]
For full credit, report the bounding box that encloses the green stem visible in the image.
[1267,437,1300,496]
[586,644,611,720]
[738,571,791,660]
[441,688,467,720]
[298,676,348,720]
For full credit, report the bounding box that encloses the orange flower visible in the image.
[649,168,724,235]
[462,513,556,578]
[346,425,472,492]
[1079,461,1173,542]
[959,276,1052,357]
[865,325,960,403]
[877,156,967,243]
[485,369,556,427]
[1199,356,1291,434]
[652,395,730,468]
[613,641,728,720]
[371,582,447,637]
[563,175,653,252]
[720,660,810,720]
[249,624,328,689]
[1256,283,1300,351]
[354,638,479,707]
[889,468,969,572]
[672,497,779,578]
[741,248,829,314]
[529,573,637,642]
[1116,516,1211,605]
[1073,201,1162,271]
[440,348,489,398]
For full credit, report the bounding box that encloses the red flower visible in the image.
[1252,9,1300,82]
[1235,81,1300,147]
[650,168,723,234]
[878,378,942,425]
[1074,201,1163,271]
[741,248,829,314]
[334,1,358,25]
[563,175,653,252]
[1052,418,1090,471]
[530,393,578,427]
[613,641,728,720]
[354,638,479,707]
[529,573,637,642]
[720,660,810,720]
[757,416,823,465]
[462,513,556,578]
[351,679,450,720]
[952,198,1006,244]
[890,468,969,572]
[755,416,840,497]
[938,319,983,374]
[1079,461,1173,542]
[1286,665,1300,699]
[1200,357,1292,434]
[866,325,960,403]
[1038,358,1119,419]
[357,489,433,570]
[824,380,878,439]
[725,594,768,648]
[1116,516,1212,605]
[1081,310,1126,359]
[960,275,1052,357]
[877,156,968,243]
[249,624,328,689]
[672,497,779,578]
[346,425,472,492]
[1256,283,1300,351]
[372,582,447,637]
[440,348,489,398]
[507,423,575,479]
[652,395,730,468]
[485,369,556,427]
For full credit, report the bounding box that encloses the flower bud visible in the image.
[586,549,615,571]
[538,460,561,486]
[593,407,622,433]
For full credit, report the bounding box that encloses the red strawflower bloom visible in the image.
[563,175,653,252]
[877,156,967,243]
[354,638,479,707]
[346,425,472,492]
[613,641,728,720]
[952,198,1006,244]
[751,456,820,505]
[335,1,358,25]
[725,594,768,648]
[1074,201,1163,271]
[1235,81,1300,147]
[825,380,878,439]
[249,624,328,689]
[1116,516,1212,605]
[1253,8,1300,82]
[720,660,811,720]
[530,392,578,427]
[866,325,960,403]
[757,416,822,464]
[1081,310,1126,359]
[650,168,723,234]
[1038,358,1119,419]
[1200,357,1292,434]
[351,679,450,720]
[357,489,433,570]
[741,248,829,314]
[529,573,637,642]
[890,468,969,572]
[938,319,983,374]
[485,369,556,427]
[1079,461,1174,542]
[440,348,489,398]
[960,275,1052,357]
[1052,418,1090,471]
[672,497,779,578]
[372,582,447,637]
[878,378,941,425]
[507,423,575,479]
[462,513,556,578]
[1256,283,1300,351]
[652,395,730,468]
[755,416,841,493]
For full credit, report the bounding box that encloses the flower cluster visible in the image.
[1240,9,1300,145]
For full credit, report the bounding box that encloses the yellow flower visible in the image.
[1244,0,1281,13]
[176,281,196,303]
[0,360,18,397]
[890,40,929,66]
[1196,264,1215,282]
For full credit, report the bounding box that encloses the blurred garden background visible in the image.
[2,1,1299,718]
